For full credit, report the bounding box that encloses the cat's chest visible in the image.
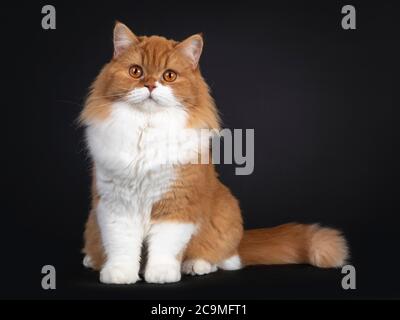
[86,102,195,202]
[88,103,186,165]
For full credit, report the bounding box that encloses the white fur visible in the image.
[182,259,217,275]
[145,222,197,283]
[85,84,204,284]
[218,255,242,270]
[125,81,181,112]
[82,255,93,269]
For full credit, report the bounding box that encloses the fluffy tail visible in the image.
[238,223,348,268]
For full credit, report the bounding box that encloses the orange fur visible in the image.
[82,170,104,270]
[82,22,349,272]
[238,224,348,267]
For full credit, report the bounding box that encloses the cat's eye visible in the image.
[163,70,177,82]
[129,65,143,79]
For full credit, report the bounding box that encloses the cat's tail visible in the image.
[238,223,348,268]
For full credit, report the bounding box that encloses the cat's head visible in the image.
[81,22,219,129]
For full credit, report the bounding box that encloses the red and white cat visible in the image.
[80,22,348,284]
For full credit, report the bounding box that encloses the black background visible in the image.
[1,0,399,299]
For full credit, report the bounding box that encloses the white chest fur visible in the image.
[85,101,201,217]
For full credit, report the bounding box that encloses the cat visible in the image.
[80,22,349,284]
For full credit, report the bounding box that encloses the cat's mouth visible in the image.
[142,95,158,104]
[127,95,164,111]
[145,94,165,105]
[124,87,179,109]
[124,92,155,106]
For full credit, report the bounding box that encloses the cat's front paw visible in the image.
[144,261,181,284]
[100,262,140,284]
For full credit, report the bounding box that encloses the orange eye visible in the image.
[163,70,177,82]
[129,65,143,79]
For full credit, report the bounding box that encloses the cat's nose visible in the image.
[144,84,157,93]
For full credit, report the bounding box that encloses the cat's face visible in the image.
[82,22,219,129]
[98,23,204,113]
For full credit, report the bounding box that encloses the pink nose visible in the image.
[145,84,156,92]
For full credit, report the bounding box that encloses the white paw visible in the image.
[100,263,140,284]
[182,259,217,276]
[145,262,181,284]
[82,255,93,269]
[218,255,242,270]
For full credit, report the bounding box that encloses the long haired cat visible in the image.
[80,22,348,284]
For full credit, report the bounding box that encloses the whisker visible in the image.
[86,102,116,109]
[87,93,128,100]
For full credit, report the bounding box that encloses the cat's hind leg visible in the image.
[182,259,217,276]
[182,254,241,276]
[82,210,105,271]
[82,255,94,269]
[218,254,242,271]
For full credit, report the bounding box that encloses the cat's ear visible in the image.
[113,22,139,58]
[176,34,203,69]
